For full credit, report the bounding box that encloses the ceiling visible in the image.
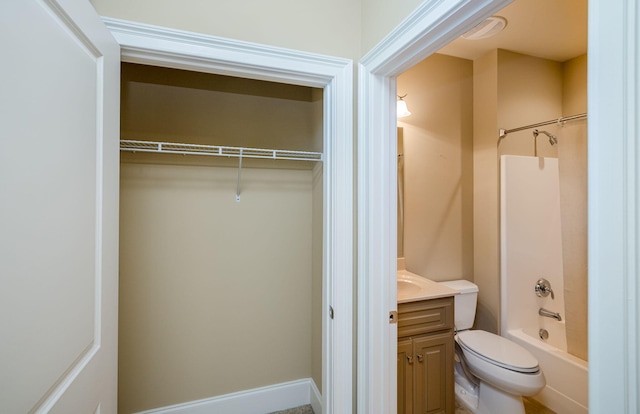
[438,0,587,62]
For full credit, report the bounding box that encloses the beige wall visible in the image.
[397,54,474,282]
[119,164,315,413]
[118,65,323,412]
[497,51,563,158]
[121,63,322,154]
[559,54,588,360]
[90,0,428,59]
[474,50,563,333]
[360,0,425,54]
[397,50,576,336]
[401,49,587,345]
[473,49,583,334]
[90,0,362,60]
[472,50,500,333]
[312,163,323,391]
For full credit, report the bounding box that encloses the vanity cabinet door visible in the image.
[413,332,454,414]
[398,339,414,414]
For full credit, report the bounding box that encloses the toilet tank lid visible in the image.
[439,279,478,293]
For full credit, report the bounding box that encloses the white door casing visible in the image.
[357,1,513,413]
[102,18,354,414]
[0,0,120,413]
[359,0,640,413]
[587,1,640,412]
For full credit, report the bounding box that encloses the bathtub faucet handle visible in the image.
[535,278,554,299]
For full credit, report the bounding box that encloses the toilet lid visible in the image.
[456,330,539,373]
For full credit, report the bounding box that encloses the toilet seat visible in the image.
[456,330,539,373]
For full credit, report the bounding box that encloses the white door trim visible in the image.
[587,1,640,412]
[103,18,353,414]
[357,1,524,412]
[358,0,640,412]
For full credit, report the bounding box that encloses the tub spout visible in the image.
[539,307,562,321]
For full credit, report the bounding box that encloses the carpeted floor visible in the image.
[269,404,314,414]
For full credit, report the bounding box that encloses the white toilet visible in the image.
[439,280,545,414]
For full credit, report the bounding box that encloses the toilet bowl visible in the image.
[439,280,545,414]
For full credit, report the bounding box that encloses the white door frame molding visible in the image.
[358,0,640,412]
[357,0,532,412]
[587,1,640,412]
[103,18,354,414]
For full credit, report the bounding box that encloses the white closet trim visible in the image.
[105,17,353,414]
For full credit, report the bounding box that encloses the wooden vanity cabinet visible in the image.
[397,296,454,414]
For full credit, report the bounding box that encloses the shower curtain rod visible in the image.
[499,113,587,138]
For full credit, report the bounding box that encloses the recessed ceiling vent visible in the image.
[462,16,507,40]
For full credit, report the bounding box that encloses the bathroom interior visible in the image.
[396,0,588,413]
[118,65,324,413]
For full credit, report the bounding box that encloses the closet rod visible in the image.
[499,113,587,138]
[120,140,323,162]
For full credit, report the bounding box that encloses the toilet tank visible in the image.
[439,280,479,330]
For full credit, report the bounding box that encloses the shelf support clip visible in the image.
[236,149,243,202]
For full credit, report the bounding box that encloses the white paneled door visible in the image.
[0,1,120,413]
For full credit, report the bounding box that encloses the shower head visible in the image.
[533,129,558,146]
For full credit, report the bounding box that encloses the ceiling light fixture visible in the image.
[462,16,507,40]
[397,94,411,118]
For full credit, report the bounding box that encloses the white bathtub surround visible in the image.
[133,379,321,414]
[507,329,587,414]
[500,155,588,413]
[456,396,556,414]
[500,156,566,337]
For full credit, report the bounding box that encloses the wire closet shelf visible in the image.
[120,140,323,162]
[120,139,323,202]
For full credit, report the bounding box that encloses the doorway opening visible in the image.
[105,18,353,414]
[118,63,324,413]
[395,1,588,412]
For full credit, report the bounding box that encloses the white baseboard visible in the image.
[309,379,322,414]
[135,378,322,414]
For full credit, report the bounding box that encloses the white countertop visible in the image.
[397,269,459,303]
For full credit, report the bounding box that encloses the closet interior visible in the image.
[118,63,324,413]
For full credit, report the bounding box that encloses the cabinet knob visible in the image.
[416,354,423,362]
[407,355,413,364]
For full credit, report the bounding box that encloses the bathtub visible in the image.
[505,328,588,414]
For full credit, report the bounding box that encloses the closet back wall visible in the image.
[119,64,323,413]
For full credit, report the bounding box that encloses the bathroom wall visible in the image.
[397,49,587,343]
[559,54,588,361]
[473,50,563,333]
[119,65,323,413]
[397,53,474,282]
[471,49,500,333]
[473,49,586,335]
